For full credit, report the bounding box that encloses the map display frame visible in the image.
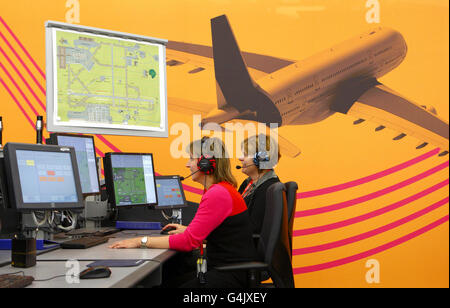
[45,21,168,137]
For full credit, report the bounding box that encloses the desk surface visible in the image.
[0,251,9,266]
[0,260,161,288]
[0,230,177,287]
[37,231,174,262]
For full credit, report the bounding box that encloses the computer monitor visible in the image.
[47,133,100,196]
[154,175,188,210]
[0,153,10,209]
[103,152,158,207]
[3,142,84,211]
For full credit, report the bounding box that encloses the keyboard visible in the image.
[67,227,120,237]
[0,274,34,288]
[60,236,109,249]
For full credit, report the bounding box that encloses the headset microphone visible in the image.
[236,164,256,169]
[180,169,201,181]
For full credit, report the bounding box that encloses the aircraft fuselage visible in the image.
[255,27,408,126]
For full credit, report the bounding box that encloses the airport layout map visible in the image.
[113,167,147,204]
[54,29,162,129]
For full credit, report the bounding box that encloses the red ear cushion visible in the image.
[197,155,216,175]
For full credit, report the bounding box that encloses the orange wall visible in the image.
[0,0,448,287]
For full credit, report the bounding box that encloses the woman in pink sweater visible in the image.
[109,137,256,287]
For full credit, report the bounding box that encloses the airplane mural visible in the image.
[166,15,449,158]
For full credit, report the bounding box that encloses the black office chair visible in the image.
[284,181,298,257]
[216,182,295,288]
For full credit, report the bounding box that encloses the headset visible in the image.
[236,151,271,170]
[197,154,216,175]
[253,151,270,168]
[197,137,217,175]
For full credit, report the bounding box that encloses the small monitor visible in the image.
[47,133,100,196]
[154,175,188,210]
[3,143,84,211]
[103,152,157,207]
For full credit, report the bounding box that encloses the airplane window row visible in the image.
[275,97,287,105]
[307,89,333,104]
[321,58,368,82]
[294,83,314,96]
[374,46,392,57]
[281,105,306,117]
[384,54,403,66]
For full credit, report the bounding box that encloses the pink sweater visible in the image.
[169,183,233,252]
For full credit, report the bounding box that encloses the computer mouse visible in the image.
[79,266,111,279]
[160,226,176,235]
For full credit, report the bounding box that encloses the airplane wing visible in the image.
[167,41,295,75]
[331,80,449,155]
[165,41,295,115]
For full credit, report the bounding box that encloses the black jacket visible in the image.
[238,176,280,235]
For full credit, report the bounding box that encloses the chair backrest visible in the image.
[258,182,295,288]
[284,181,298,256]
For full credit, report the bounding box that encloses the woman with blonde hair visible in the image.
[110,136,256,288]
[238,134,281,235]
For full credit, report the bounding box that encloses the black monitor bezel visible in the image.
[0,153,11,209]
[103,152,158,208]
[3,142,84,212]
[47,133,101,196]
[154,175,188,210]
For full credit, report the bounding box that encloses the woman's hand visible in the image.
[109,237,141,249]
[162,223,187,235]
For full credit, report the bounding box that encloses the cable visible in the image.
[32,211,49,227]
[47,211,55,226]
[1,271,25,276]
[2,271,77,282]
[34,274,73,282]
[160,209,172,221]
[57,211,77,231]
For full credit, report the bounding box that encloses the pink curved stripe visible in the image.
[0,62,38,116]
[297,148,441,199]
[0,16,46,79]
[294,179,449,236]
[0,77,34,127]
[294,196,449,255]
[0,31,46,96]
[95,135,122,153]
[293,215,449,275]
[295,161,449,218]
[95,148,104,157]
[0,45,45,110]
[182,184,204,195]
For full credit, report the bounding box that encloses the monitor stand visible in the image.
[171,209,182,225]
[81,196,108,229]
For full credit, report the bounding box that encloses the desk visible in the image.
[0,260,163,288]
[0,250,9,267]
[0,231,177,287]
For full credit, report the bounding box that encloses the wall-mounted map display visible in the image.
[46,21,168,137]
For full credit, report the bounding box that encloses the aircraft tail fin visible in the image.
[211,15,257,112]
[209,15,282,125]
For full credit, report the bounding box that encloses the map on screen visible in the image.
[46,22,168,137]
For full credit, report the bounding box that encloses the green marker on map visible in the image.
[149,69,156,79]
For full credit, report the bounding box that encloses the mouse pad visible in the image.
[87,260,145,267]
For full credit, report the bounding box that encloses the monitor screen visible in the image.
[3,143,84,211]
[48,133,100,195]
[104,153,157,207]
[154,176,187,210]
